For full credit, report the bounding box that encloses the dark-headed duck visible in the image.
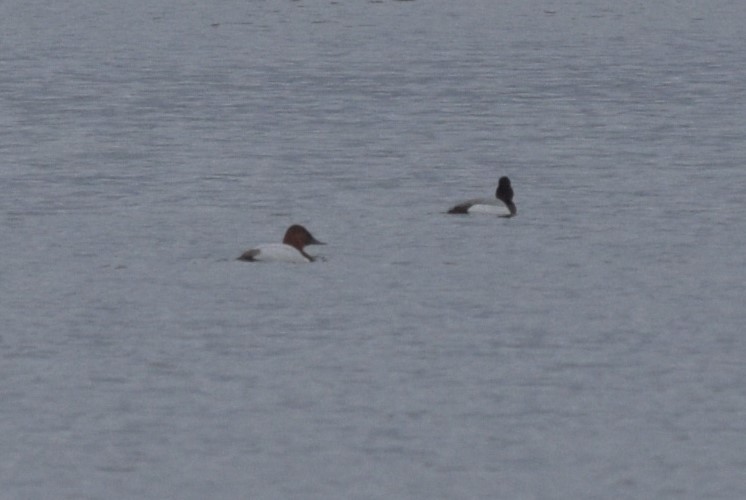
[448,176,516,217]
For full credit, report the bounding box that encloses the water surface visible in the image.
[2,1,746,498]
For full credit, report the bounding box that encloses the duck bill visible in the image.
[310,237,326,245]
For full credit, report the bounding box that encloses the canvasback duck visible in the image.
[447,176,517,217]
[238,224,325,263]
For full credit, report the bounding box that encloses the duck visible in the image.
[447,176,516,217]
[238,224,325,263]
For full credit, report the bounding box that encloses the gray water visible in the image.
[2,0,746,498]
